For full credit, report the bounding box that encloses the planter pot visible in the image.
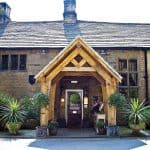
[36,126,48,138]
[106,126,119,136]
[49,128,57,136]
[129,122,145,134]
[97,128,106,135]
[6,122,22,135]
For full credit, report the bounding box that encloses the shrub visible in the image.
[109,92,126,109]
[0,98,27,126]
[127,98,150,125]
[33,92,49,108]
[21,97,39,120]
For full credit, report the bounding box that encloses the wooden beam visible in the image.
[105,82,117,126]
[79,59,86,67]
[40,78,49,126]
[62,67,96,72]
[71,59,79,67]
[49,81,57,120]
[79,50,112,83]
[46,48,80,81]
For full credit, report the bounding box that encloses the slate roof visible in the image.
[1,20,150,48]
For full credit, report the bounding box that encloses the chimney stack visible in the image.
[63,0,77,24]
[0,2,11,24]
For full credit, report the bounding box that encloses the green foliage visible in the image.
[33,92,49,108]
[0,98,27,126]
[6,122,21,135]
[0,92,9,106]
[109,92,126,108]
[21,97,39,119]
[70,93,80,104]
[126,98,150,125]
[48,120,58,129]
[96,119,105,128]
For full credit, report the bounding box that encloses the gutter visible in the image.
[144,49,149,104]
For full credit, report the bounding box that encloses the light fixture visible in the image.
[84,97,88,105]
[71,80,78,84]
[61,98,65,103]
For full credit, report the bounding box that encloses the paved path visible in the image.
[0,138,150,150]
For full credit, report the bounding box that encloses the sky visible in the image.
[1,0,150,23]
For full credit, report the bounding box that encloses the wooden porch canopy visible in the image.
[35,36,122,126]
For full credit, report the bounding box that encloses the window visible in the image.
[11,55,18,70]
[118,59,138,99]
[0,54,27,71]
[2,55,8,70]
[19,55,26,70]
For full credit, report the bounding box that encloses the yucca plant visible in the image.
[0,98,27,134]
[126,98,150,134]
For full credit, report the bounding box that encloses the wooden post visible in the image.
[49,81,57,120]
[105,80,117,126]
[101,85,107,117]
[40,78,49,126]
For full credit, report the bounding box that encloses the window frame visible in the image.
[118,58,138,99]
[0,54,27,71]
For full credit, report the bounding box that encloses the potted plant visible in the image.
[33,92,49,137]
[96,119,106,135]
[0,98,27,135]
[33,92,49,108]
[21,97,39,129]
[109,92,126,109]
[126,98,150,134]
[48,120,58,136]
[107,92,126,136]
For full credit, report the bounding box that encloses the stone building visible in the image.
[0,0,150,126]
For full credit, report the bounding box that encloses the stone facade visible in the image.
[0,48,146,101]
[0,49,60,98]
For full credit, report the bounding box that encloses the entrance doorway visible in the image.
[65,89,83,128]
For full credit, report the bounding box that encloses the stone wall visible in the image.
[0,48,146,101]
[0,49,60,98]
[100,49,145,101]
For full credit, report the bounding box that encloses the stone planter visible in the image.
[36,126,48,138]
[106,125,119,136]
[129,122,145,134]
[6,122,22,135]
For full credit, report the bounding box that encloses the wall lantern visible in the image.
[61,98,65,103]
[84,96,88,108]
[60,98,65,107]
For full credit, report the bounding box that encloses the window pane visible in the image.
[129,88,138,98]
[2,55,8,70]
[129,73,138,86]
[118,59,127,71]
[119,88,128,99]
[19,55,26,70]
[129,59,137,72]
[11,55,18,70]
[119,73,128,86]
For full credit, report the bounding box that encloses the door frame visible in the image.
[65,89,83,124]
